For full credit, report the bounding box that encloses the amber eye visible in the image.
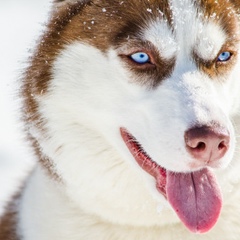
[217,51,232,62]
[130,52,150,64]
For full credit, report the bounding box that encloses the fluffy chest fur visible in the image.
[1,0,240,239]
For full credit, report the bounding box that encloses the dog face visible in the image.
[23,0,240,233]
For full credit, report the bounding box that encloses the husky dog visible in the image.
[1,0,240,239]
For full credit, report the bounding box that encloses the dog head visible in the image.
[23,0,240,233]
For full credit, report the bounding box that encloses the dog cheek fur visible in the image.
[30,43,178,227]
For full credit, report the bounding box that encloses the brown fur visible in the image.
[3,0,238,237]
[22,0,174,178]
[23,0,240,117]
[0,211,18,240]
[22,0,240,180]
[0,194,21,240]
[193,0,240,78]
[22,1,90,179]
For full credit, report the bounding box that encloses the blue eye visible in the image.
[217,51,231,62]
[130,52,150,64]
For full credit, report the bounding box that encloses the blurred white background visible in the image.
[0,0,51,213]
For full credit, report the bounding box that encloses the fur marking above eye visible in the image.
[130,52,150,64]
[217,51,231,62]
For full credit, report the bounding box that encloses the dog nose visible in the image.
[184,125,230,163]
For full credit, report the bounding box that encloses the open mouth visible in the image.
[120,127,222,233]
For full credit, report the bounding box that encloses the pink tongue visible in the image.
[166,168,222,233]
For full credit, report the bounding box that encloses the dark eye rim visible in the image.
[130,52,151,64]
[127,50,156,67]
[118,49,156,69]
[216,51,233,64]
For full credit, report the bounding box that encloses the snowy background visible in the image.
[0,0,51,214]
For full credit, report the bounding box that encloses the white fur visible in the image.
[195,21,227,61]
[143,20,177,59]
[30,43,177,226]
[18,0,240,239]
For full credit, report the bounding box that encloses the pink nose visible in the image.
[184,126,230,163]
